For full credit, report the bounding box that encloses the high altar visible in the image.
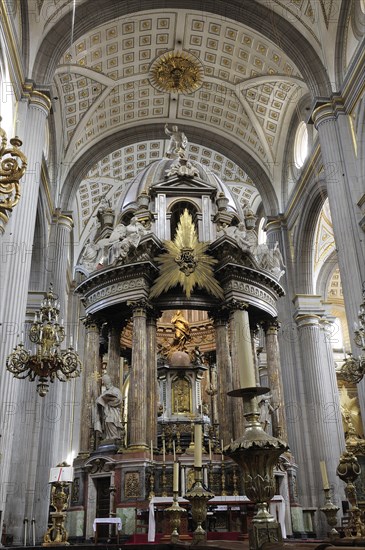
[68,128,297,541]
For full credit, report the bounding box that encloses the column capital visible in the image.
[294,313,322,329]
[128,298,150,315]
[53,208,74,231]
[310,94,346,128]
[261,318,281,334]
[209,307,230,325]
[22,81,52,116]
[226,299,249,313]
[83,314,102,331]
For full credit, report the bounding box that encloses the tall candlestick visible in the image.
[150,440,154,462]
[194,423,202,468]
[173,461,179,492]
[320,461,330,490]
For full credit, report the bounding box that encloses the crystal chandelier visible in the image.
[339,282,365,384]
[6,285,82,397]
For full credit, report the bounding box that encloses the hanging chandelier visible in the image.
[338,282,365,384]
[6,285,82,397]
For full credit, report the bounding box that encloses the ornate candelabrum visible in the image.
[0,117,27,234]
[320,488,340,539]
[148,463,155,500]
[225,387,288,550]
[184,466,214,544]
[336,450,365,537]
[43,463,73,547]
[161,463,167,497]
[6,285,82,396]
[165,491,186,543]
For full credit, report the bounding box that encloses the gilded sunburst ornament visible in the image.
[150,210,223,300]
[149,50,204,94]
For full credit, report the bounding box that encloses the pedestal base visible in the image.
[249,520,283,550]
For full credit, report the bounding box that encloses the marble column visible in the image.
[212,311,234,445]
[128,300,148,451]
[146,310,159,448]
[79,316,101,456]
[262,319,288,441]
[0,90,50,542]
[295,312,345,523]
[312,101,365,422]
[108,324,122,386]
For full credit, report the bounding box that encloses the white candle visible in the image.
[194,423,202,468]
[320,460,330,490]
[162,439,166,463]
[235,309,256,388]
[173,440,176,462]
[209,439,212,461]
[150,440,153,462]
[173,461,179,492]
[221,439,224,462]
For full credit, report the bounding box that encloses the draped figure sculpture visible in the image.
[94,374,123,441]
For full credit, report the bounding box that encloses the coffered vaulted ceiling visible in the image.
[28,1,347,230]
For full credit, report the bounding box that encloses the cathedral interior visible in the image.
[0,0,364,547]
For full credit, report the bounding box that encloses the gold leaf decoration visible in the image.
[150,209,223,300]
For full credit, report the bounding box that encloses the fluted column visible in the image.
[79,316,101,456]
[128,300,148,450]
[312,102,365,388]
[0,90,50,542]
[262,319,288,441]
[146,310,159,447]
[212,311,234,445]
[47,211,75,462]
[295,312,345,523]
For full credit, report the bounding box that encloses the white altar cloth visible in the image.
[93,517,122,531]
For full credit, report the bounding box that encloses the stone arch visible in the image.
[294,179,328,294]
[32,0,331,97]
[315,249,338,298]
[334,0,354,88]
[59,124,280,217]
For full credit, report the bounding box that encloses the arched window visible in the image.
[294,121,308,169]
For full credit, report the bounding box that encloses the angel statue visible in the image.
[165,124,188,157]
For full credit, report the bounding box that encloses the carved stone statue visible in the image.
[80,238,100,273]
[108,216,147,264]
[253,241,285,281]
[165,123,188,157]
[94,374,123,441]
[259,395,276,433]
[232,222,251,251]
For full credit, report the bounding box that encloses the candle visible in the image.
[320,460,330,490]
[150,440,153,462]
[173,440,176,462]
[221,439,224,462]
[208,439,212,461]
[173,461,179,492]
[194,423,202,468]
[235,310,256,388]
[162,439,166,463]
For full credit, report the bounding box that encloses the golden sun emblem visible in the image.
[149,50,204,94]
[150,209,223,300]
